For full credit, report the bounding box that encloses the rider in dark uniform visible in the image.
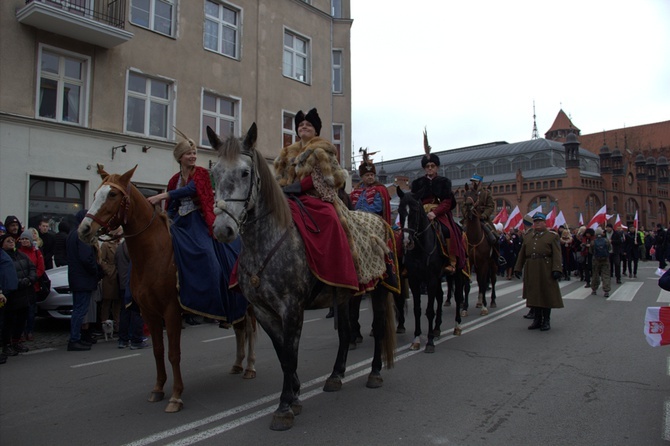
[410,130,467,274]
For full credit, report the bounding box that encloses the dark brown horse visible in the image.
[461,185,497,315]
[77,165,256,413]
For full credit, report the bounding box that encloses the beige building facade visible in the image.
[0,0,352,229]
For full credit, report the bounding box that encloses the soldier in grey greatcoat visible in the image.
[514,212,564,331]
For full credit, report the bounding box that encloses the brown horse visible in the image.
[77,165,256,413]
[461,185,497,315]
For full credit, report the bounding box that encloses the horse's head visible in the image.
[78,165,137,244]
[209,123,291,243]
[398,192,426,251]
[461,184,479,220]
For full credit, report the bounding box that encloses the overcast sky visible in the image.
[350,0,670,165]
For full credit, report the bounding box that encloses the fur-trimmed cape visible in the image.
[274,137,348,190]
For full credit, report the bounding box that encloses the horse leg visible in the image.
[461,275,469,317]
[433,276,443,338]
[231,319,246,375]
[490,265,498,308]
[394,278,408,333]
[163,304,184,413]
[409,278,422,350]
[142,312,168,405]
[348,294,363,349]
[453,271,464,336]
[243,307,257,379]
[424,289,436,353]
[367,288,390,388]
[324,298,350,392]
[444,275,452,307]
[263,317,302,431]
[479,272,489,316]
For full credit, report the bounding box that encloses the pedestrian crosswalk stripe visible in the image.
[657,289,670,303]
[607,282,643,301]
[562,287,593,300]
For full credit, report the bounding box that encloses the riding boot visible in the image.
[523,307,535,319]
[528,307,542,330]
[540,308,551,331]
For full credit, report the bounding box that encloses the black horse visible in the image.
[397,189,464,353]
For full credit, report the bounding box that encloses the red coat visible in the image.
[166,166,215,234]
[18,245,45,293]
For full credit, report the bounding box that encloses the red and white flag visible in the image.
[545,208,556,229]
[554,211,567,230]
[503,206,521,232]
[644,307,670,347]
[613,214,624,230]
[578,212,584,226]
[493,206,509,225]
[634,210,639,232]
[587,205,608,229]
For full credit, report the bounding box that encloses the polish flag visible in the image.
[645,307,670,346]
[545,208,556,229]
[578,213,584,226]
[634,210,639,233]
[503,206,521,232]
[554,211,567,230]
[587,205,608,229]
[493,206,509,225]
[613,214,625,230]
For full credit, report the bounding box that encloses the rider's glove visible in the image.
[552,271,562,280]
[281,181,302,195]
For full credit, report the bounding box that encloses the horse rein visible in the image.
[87,181,157,241]
[213,150,259,234]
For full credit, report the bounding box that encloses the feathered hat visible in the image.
[358,147,376,176]
[173,128,197,163]
[294,108,322,136]
[421,128,440,167]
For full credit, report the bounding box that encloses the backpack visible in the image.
[593,237,609,259]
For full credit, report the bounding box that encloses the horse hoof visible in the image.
[323,376,343,392]
[490,301,497,308]
[396,326,406,334]
[409,342,420,351]
[461,310,468,318]
[243,369,256,379]
[424,344,435,354]
[291,399,303,416]
[481,308,489,316]
[453,326,462,336]
[270,410,295,431]
[366,372,384,389]
[230,365,243,375]
[148,391,165,403]
[165,397,183,413]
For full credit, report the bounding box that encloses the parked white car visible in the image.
[36,266,72,319]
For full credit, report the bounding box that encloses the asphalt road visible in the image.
[2,262,670,446]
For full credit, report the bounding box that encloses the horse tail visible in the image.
[383,291,396,369]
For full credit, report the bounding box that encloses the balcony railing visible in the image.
[26,0,126,27]
[17,0,133,48]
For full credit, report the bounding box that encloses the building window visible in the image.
[283,30,309,83]
[37,47,89,125]
[477,161,493,176]
[332,50,342,93]
[201,92,239,146]
[512,156,530,172]
[204,1,240,59]
[331,0,342,17]
[283,111,297,147]
[493,158,511,175]
[332,124,343,165]
[28,176,85,231]
[125,71,173,139]
[131,0,175,36]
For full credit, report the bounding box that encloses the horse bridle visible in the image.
[87,180,156,241]
[401,204,437,255]
[213,150,261,234]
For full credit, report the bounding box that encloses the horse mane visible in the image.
[218,133,292,229]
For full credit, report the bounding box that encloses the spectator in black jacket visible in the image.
[38,219,56,270]
[606,224,624,284]
[53,221,70,267]
[1,234,36,356]
[624,224,642,278]
[66,210,101,351]
[655,224,667,270]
